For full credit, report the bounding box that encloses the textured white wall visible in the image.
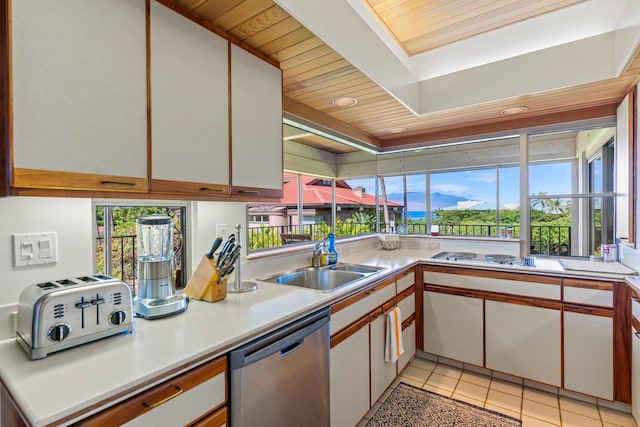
[0,197,94,306]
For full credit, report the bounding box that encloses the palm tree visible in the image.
[531,191,548,211]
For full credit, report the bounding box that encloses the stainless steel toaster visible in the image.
[16,274,135,360]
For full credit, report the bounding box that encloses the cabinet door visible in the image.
[423,289,483,366]
[632,325,640,423]
[398,319,416,373]
[330,318,370,427]
[485,299,561,386]
[230,45,282,197]
[80,357,226,426]
[11,0,148,192]
[564,308,613,400]
[370,307,397,405]
[150,2,230,195]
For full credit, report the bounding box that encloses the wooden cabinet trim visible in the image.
[12,168,148,192]
[397,286,415,302]
[189,405,227,427]
[633,316,640,333]
[331,277,396,315]
[75,356,227,426]
[1,381,29,427]
[484,292,562,310]
[424,284,484,299]
[230,185,282,198]
[425,265,562,285]
[151,179,230,196]
[614,283,632,402]
[330,316,369,349]
[402,313,416,330]
[563,304,613,318]
[563,278,614,291]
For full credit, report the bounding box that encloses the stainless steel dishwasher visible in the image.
[230,307,330,427]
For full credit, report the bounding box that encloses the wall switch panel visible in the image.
[13,232,58,267]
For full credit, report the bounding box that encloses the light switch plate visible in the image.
[13,232,58,267]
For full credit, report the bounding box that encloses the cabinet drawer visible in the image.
[397,292,415,322]
[331,278,396,334]
[80,356,227,426]
[563,279,614,307]
[424,271,560,300]
[396,271,415,293]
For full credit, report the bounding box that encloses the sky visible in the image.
[344,162,573,210]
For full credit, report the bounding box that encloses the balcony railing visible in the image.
[96,235,137,291]
[248,223,571,256]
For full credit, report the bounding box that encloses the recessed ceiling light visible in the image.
[501,106,529,115]
[388,127,405,134]
[332,97,358,107]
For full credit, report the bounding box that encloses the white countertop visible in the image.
[0,248,634,426]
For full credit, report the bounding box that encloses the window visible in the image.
[527,128,616,257]
[430,167,518,237]
[95,203,187,294]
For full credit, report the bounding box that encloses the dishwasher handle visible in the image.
[230,307,330,370]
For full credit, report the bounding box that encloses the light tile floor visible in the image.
[360,357,638,427]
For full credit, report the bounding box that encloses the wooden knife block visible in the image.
[184,256,228,302]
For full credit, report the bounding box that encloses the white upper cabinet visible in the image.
[150,2,229,194]
[11,0,148,191]
[230,44,283,196]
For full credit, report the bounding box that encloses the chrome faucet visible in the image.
[312,240,326,268]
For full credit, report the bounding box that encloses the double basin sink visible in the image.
[258,263,386,292]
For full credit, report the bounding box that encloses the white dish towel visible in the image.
[385,306,404,363]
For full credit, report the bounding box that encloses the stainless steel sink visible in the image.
[258,263,385,292]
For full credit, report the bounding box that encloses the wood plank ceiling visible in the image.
[169,0,640,154]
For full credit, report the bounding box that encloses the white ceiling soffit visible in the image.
[273,0,640,116]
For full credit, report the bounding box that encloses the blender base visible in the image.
[227,282,258,293]
[133,294,188,319]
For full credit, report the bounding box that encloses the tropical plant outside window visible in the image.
[95,204,187,294]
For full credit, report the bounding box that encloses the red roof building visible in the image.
[248,174,403,230]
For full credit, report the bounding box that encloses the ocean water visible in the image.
[407,211,431,220]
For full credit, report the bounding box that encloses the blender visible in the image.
[133,214,188,319]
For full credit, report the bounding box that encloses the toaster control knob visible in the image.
[109,310,127,326]
[48,324,71,342]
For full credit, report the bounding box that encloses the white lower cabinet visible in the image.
[370,307,397,405]
[423,289,483,366]
[632,324,640,423]
[485,299,561,386]
[330,320,370,427]
[564,309,613,400]
[399,320,416,373]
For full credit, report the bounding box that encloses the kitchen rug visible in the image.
[366,382,522,427]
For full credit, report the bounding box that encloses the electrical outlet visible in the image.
[216,224,227,237]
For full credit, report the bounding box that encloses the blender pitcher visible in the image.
[135,214,181,300]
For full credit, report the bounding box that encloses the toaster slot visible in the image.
[56,279,77,286]
[37,282,59,290]
[92,274,112,281]
[76,276,98,283]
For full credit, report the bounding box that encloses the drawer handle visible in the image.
[100,180,136,187]
[632,296,640,303]
[237,190,260,194]
[200,187,224,192]
[635,332,640,339]
[143,386,183,409]
[366,289,377,295]
[574,282,598,289]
